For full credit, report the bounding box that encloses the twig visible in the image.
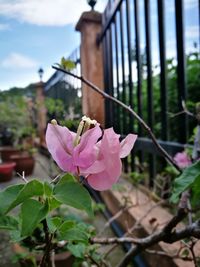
[39,220,53,267]
[51,250,56,267]
[98,204,135,236]
[50,174,61,184]
[116,214,197,267]
[52,65,182,173]
[17,171,28,183]
[145,249,193,261]
[91,220,200,246]
[181,239,198,267]
[103,200,164,259]
[168,100,195,118]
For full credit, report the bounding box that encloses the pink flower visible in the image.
[174,151,192,169]
[45,119,102,174]
[85,128,137,191]
[46,118,137,191]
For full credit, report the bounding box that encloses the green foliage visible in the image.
[0,173,94,264]
[0,215,19,230]
[7,180,44,212]
[129,52,200,140]
[170,161,200,203]
[20,199,49,237]
[45,97,65,121]
[0,184,24,214]
[60,57,76,70]
[53,175,93,217]
[0,95,36,145]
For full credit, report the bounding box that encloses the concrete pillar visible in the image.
[35,82,47,145]
[76,11,105,126]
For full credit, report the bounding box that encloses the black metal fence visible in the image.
[98,0,200,185]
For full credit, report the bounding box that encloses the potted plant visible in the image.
[0,95,37,175]
[10,126,37,176]
[0,162,16,182]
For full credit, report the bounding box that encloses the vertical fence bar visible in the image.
[126,0,135,171]
[119,4,127,135]
[157,0,168,141]
[103,13,111,128]
[114,16,121,133]
[134,0,142,136]
[108,25,114,127]
[175,0,188,143]
[120,3,128,172]
[126,0,134,133]
[144,0,156,185]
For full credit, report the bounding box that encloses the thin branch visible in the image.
[168,100,195,119]
[91,221,200,245]
[145,249,193,262]
[50,174,61,184]
[17,171,28,183]
[103,200,165,259]
[98,204,135,236]
[52,65,182,173]
[116,220,200,267]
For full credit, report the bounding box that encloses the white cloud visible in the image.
[1,53,39,69]
[0,23,10,30]
[185,25,199,39]
[0,0,107,26]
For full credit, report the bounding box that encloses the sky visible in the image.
[0,0,107,90]
[0,0,199,91]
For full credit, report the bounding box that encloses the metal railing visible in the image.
[98,0,200,185]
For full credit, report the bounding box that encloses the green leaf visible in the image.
[59,226,88,243]
[58,221,88,243]
[0,215,18,230]
[47,217,62,233]
[20,199,49,237]
[0,184,24,214]
[48,197,61,211]
[57,173,76,185]
[7,180,44,212]
[170,161,200,203]
[67,243,86,258]
[60,58,76,70]
[53,179,93,217]
[59,220,76,231]
[44,182,53,197]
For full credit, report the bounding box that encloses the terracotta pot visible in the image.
[13,243,74,267]
[0,162,16,182]
[0,146,20,162]
[10,154,35,176]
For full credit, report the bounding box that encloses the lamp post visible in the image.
[36,68,46,145]
[87,0,97,10]
[38,68,44,82]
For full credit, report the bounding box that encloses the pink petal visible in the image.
[73,124,102,168]
[87,157,122,191]
[45,123,76,173]
[87,127,122,191]
[120,134,137,158]
[80,159,105,175]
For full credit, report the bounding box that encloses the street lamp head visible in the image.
[87,0,97,10]
[38,68,44,82]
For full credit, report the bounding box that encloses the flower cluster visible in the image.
[174,151,192,169]
[46,116,137,190]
